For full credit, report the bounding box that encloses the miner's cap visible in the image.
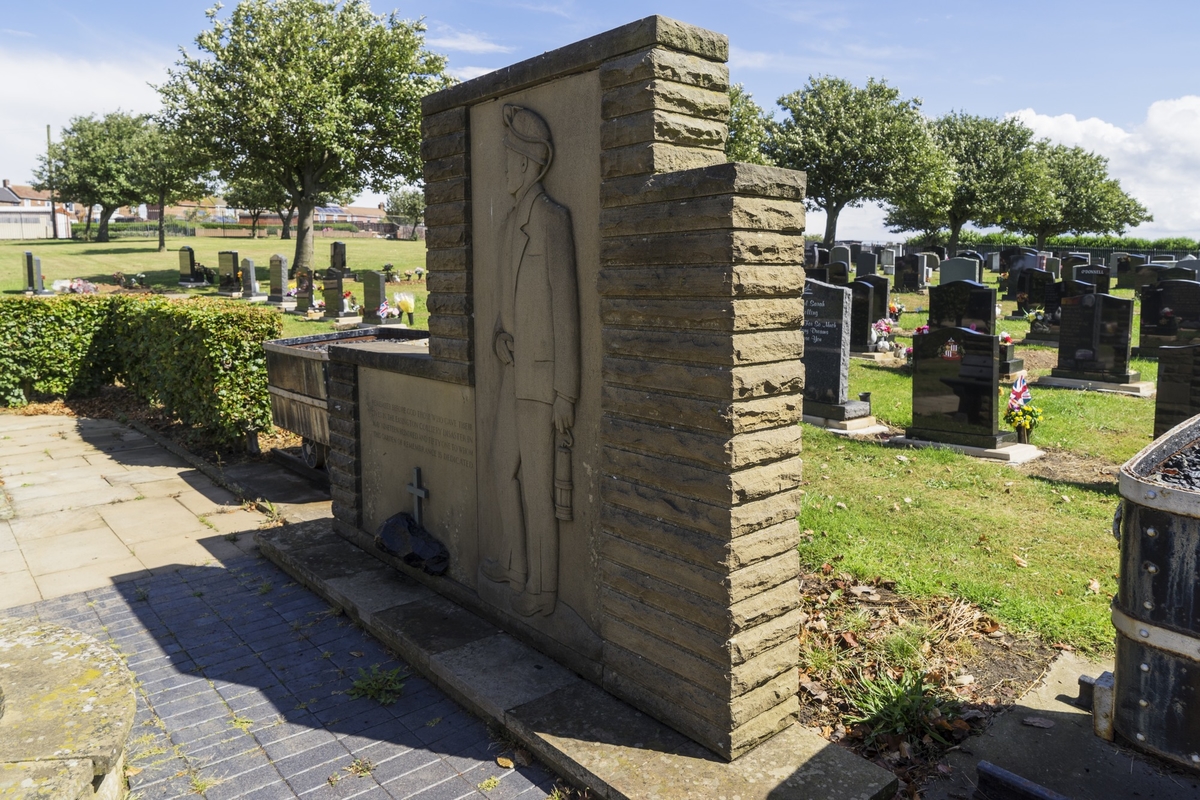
[502,104,552,166]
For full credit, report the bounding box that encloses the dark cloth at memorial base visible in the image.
[375,512,450,575]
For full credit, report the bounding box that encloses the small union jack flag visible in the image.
[1008,375,1031,411]
[378,299,390,316]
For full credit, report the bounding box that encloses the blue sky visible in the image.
[3,1,1198,240]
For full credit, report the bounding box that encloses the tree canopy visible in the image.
[138,122,213,251]
[765,76,949,247]
[386,187,426,241]
[726,84,773,166]
[159,0,452,271]
[1003,141,1152,250]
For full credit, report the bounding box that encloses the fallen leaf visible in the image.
[898,740,913,759]
[953,674,975,686]
[1060,494,1071,503]
[841,631,860,648]
[835,501,847,510]
[938,763,953,774]
[1055,589,1063,596]
[514,749,531,767]
[350,651,364,658]
[1087,578,1101,594]
[496,757,515,769]
[124,766,143,777]
[821,725,834,738]
[1022,716,1055,729]
[820,563,833,575]
[1012,554,1029,568]
[802,680,829,702]
[896,454,909,462]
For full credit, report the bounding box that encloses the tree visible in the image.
[766,76,947,247]
[386,187,425,240]
[1005,141,1152,250]
[139,122,212,251]
[887,113,1035,253]
[34,112,151,243]
[726,84,772,165]
[224,173,288,239]
[159,0,452,272]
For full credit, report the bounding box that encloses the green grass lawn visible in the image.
[1,236,431,337]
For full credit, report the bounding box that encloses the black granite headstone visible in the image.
[1043,279,1096,326]
[908,326,1012,449]
[1163,265,1199,282]
[331,241,347,273]
[1072,264,1111,295]
[860,274,890,324]
[930,245,948,260]
[218,251,241,293]
[1052,293,1138,383]
[1139,280,1200,358]
[1015,269,1051,313]
[817,247,830,266]
[928,280,996,334]
[828,261,850,286]
[849,280,874,350]
[294,266,314,313]
[323,271,353,318]
[1154,344,1200,437]
[805,266,829,284]
[895,254,921,292]
[802,279,850,407]
[855,251,879,277]
[1133,263,1169,297]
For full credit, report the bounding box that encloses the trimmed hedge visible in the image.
[0,296,282,444]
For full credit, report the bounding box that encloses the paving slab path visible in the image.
[0,414,555,799]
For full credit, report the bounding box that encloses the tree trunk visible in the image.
[157,190,167,252]
[293,201,316,273]
[84,207,93,242]
[278,205,295,240]
[96,206,117,243]
[822,205,843,249]
[1036,231,1048,251]
[948,219,965,256]
[250,210,262,239]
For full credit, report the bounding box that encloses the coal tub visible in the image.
[1105,413,1200,768]
[265,327,428,467]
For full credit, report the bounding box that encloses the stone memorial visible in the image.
[1073,263,1111,294]
[1013,268,1051,315]
[929,245,948,260]
[1042,293,1145,392]
[815,246,829,265]
[1132,262,1169,297]
[895,253,921,291]
[800,279,883,435]
[849,243,862,262]
[331,240,347,274]
[23,251,51,295]
[1164,264,1199,282]
[985,252,1001,273]
[928,280,996,334]
[849,280,874,352]
[322,270,356,319]
[217,250,241,295]
[1138,279,1200,358]
[1115,253,1144,289]
[361,270,401,326]
[855,250,878,277]
[1034,279,1095,342]
[1062,254,1088,270]
[905,327,1014,449]
[293,266,314,313]
[241,258,267,301]
[1154,344,1200,437]
[314,16,845,770]
[957,250,983,263]
[939,256,981,284]
[830,244,851,266]
[178,245,204,284]
[804,265,828,284]
[268,254,290,304]
[879,247,896,274]
[860,273,889,324]
[1044,256,1061,279]
[827,260,850,286]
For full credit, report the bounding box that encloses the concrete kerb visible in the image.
[126,420,279,522]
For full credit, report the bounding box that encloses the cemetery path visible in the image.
[0,414,555,800]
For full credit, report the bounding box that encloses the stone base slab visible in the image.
[803,414,890,438]
[257,522,897,800]
[887,436,1045,464]
[805,399,870,421]
[1034,376,1156,397]
[848,351,904,363]
[215,290,242,298]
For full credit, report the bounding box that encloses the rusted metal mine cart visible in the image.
[266,328,428,469]
[1085,414,1200,768]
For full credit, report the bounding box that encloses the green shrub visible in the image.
[0,295,282,444]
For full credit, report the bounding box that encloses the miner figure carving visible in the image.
[480,104,580,618]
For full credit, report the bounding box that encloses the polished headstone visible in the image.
[1072,264,1111,295]
[855,251,878,277]
[908,326,1012,449]
[23,251,50,294]
[1132,262,1170,297]
[1154,344,1200,437]
[830,245,851,267]
[294,266,314,313]
[331,240,347,272]
[1015,269,1052,313]
[323,270,354,318]
[860,274,890,324]
[268,254,288,302]
[828,260,850,286]
[241,258,265,299]
[1043,279,1096,328]
[939,257,982,284]
[178,246,199,282]
[1138,279,1200,358]
[1052,293,1138,383]
[1044,257,1061,280]
[217,250,241,293]
[895,253,921,291]
[928,280,995,334]
[849,279,874,350]
[802,279,852,407]
[362,271,389,325]
[805,266,829,284]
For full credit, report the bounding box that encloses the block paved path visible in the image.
[1,414,556,799]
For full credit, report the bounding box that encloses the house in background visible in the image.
[0,179,72,239]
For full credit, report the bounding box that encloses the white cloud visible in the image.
[426,31,513,54]
[0,47,165,184]
[448,65,496,81]
[1012,97,1200,239]
[2,29,34,38]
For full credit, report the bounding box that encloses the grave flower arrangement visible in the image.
[888,301,905,322]
[870,318,898,352]
[914,324,930,336]
[1004,376,1042,443]
[999,331,1013,344]
[342,290,362,314]
[394,292,416,325]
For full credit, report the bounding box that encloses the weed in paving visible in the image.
[348,664,408,706]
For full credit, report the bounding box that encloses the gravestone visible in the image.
[241,258,266,301]
[1139,280,1200,358]
[928,280,995,334]
[331,241,347,274]
[828,260,850,286]
[362,271,398,325]
[1073,263,1111,294]
[178,246,202,284]
[957,250,983,263]
[849,243,862,263]
[831,244,851,266]
[855,250,878,277]
[293,266,314,313]
[1044,256,1061,279]
[322,16,820,764]
[1116,254,1145,289]
[322,270,355,319]
[1152,255,1176,262]
[939,257,981,284]
[816,246,829,265]
[268,254,289,304]
[1014,269,1051,314]
[804,266,829,284]
[217,250,241,295]
[896,253,921,291]
[879,247,896,274]
[907,326,1012,449]
[919,251,941,270]
[860,274,889,323]
[1132,262,1169,297]
[849,280,874,351]
[1052,293,1138,383]
[1062,254,1089,271]
[1164,264,1199,282]
[1034,279,1095,342]
[985,252,1001,273]
[23,252,51,295]
[1154,344,1200,437]
[930,245,948,260]
[802,279,866,421]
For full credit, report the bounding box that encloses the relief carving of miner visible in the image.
[480,104,580,617]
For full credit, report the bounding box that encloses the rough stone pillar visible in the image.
[327,360,362,530]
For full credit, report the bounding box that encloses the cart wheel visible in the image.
[301,439,328,469]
